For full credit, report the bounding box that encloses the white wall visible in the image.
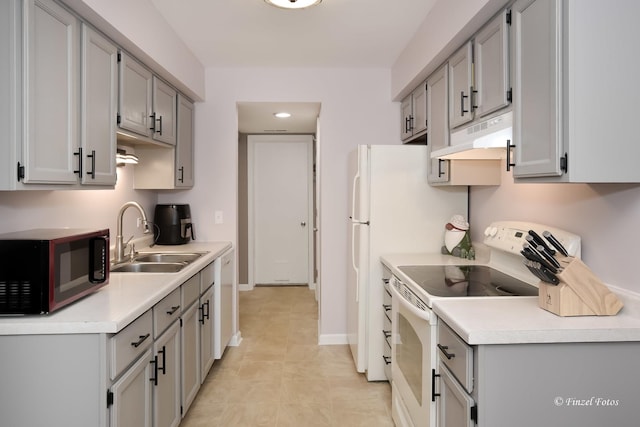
[470,166,640,293]
[0,167,157,246]
[158,67,400,339]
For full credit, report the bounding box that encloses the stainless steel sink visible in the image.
[111,262,186,273]
[134,252,204,263]
[110,251,208,273]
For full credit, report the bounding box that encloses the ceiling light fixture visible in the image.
[264,0,322,10]
[274,112,292,118]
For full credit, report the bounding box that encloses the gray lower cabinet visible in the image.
[199,284,215,383]
[0,257,228,427]
[436,322,640,426]
[111,349,154,427]
[181,301,201,414]
[152,322,181,427]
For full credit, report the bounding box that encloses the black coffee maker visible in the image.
[153,204,195,245]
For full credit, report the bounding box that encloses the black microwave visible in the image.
[0,228,109,314]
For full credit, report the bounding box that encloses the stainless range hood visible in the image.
[431,111,512,160]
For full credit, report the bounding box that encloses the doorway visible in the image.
[247,135,314,286]
[236,102,321,295]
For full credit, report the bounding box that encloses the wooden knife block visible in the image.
[538,257,623,316]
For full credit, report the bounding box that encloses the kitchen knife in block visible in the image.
[538,257,623,316]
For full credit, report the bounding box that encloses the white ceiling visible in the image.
[149,0,438,133]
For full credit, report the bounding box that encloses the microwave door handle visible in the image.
[89,237,109,283]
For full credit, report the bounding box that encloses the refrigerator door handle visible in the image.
[351,171,360,222]
[351,222,360,302]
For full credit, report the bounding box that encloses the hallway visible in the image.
[181,286,393,426]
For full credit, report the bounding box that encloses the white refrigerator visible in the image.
[347,145,468,381]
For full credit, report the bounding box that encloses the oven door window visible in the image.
[397,312,423,403]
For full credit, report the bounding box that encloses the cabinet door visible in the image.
[81,24,117,186]
[448,41,474,129]
[427,65,450,183]
[412,83,428,136]
[181,302,201,415]
[153,322,181,427]
[400,96,413,141]
[474,10,510,118]
[511,0,563,178]
[437,363,476,427]
[110,349,153,427]
[199,286,215,383]
[23,0,79,184]
[175,95,194,187]
[152,77,177,145]
[119,52,152,137]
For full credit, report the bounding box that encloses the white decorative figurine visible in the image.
[442,214,474,259]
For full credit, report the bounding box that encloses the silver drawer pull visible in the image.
[437,344,455,360]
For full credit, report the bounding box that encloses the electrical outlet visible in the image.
[136,217,142,228]
[214,211,223,224]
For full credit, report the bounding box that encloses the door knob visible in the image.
[301,222,307,227]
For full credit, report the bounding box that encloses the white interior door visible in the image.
[249,135,313,285]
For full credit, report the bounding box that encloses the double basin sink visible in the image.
[111,252,207,273]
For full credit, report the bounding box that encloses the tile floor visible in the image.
[180,285,394,427]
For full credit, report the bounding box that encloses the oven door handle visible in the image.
[388,279,435,323]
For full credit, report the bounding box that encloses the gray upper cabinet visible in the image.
[24,0,79,184]
[511,0,562,179]
[118,52,177,146]
[448,41,474,129]
[118,52,153,138]
[0,0,118,189]
[474,10,510,119]
[176,95,195,188]
[427,65,450,184]
[401,82,427,142]
[81,24,117,186]
[511,0,640,182]
[151,76,177,146]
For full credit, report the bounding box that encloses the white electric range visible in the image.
[381,221,581,427]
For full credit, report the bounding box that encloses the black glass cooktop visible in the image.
[397,265,538,298]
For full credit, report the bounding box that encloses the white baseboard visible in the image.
[318,334,348,345]
[228,331,242,347]
[238,283,253,292]
[239,283,316,291]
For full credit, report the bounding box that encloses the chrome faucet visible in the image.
[115,201,151,264]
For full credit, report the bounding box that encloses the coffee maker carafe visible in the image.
[153,204,195,245]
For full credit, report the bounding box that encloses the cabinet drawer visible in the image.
[181,272,200,308]
[110,310,153,380]
[153,287,181,338]
[200,261,215,293]
[437,323,473,393]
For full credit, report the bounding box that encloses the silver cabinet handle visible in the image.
[301,222,306,227]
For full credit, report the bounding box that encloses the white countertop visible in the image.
[0,241,232,335]
[381,252,640,345]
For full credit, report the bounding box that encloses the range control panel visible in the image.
[483,221,581,258]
